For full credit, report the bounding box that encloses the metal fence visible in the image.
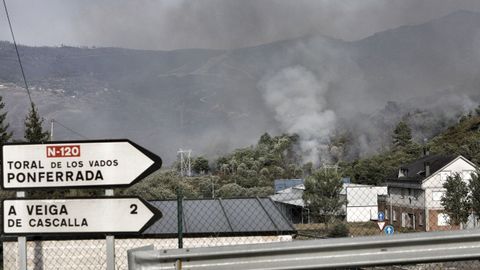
[2,172,480,269]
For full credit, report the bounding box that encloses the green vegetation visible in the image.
[441,173,471,226]
[0,95,12,143]
[303,169,344,225]
[347,114,480,185]
[430,114,480,164]
[122,114,480,202]
[24,103,49,143]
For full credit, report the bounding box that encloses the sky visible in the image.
[2,0,480,51]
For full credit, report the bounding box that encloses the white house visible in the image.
[342,183,388,222]
[271,181,387,223]
[384,154,478,232]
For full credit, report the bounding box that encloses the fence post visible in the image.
[177,187,183,249]
[106,189,115,270]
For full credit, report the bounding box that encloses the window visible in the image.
[419,213,423,226]
[463,170,475,179]
[432,191,444,201]
[385,209,389,220]
[393,210,397,221]
[438,213,450,226]
[401,213,408,227]
[413,190,420,200]
[441,171,452,181]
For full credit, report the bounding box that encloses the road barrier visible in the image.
[128,229,480,270]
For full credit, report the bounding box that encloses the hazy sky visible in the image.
[2,0,480,50]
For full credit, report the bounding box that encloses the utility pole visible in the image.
[50,119,54,141]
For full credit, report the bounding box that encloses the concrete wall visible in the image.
[3,236,293,270]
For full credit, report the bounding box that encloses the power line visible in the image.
[51,119,89,140]
[2,0,33,106]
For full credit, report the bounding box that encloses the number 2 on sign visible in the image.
[130,204,138,214]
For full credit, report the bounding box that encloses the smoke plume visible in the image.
[260,66,336,165]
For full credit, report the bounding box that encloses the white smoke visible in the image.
[259,66,336,165]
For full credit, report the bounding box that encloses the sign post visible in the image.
[106,189,115,270]
[16,191,27,270]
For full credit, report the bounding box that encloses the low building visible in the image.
[270,184,309,224]
[2,198,295,270]
[342,183,387,222]
[383,154,478,232]
[271,180,387,223]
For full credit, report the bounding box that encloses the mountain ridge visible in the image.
[0,10,479,164]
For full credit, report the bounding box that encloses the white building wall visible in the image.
[423,157,477,209]
[346,206,378,222]
[388,187,425,208]
[345,185,387,222]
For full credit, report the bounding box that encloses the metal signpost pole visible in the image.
[106,189,115,270]
[16,191,27,270]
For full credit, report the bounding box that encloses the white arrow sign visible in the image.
[377,221,386,231]
[1,140,162,189]
[2,197,161,235]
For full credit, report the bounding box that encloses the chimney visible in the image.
[424,162,430,177]
[423,139,430,157]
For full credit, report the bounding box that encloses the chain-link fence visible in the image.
[2,156,480,269]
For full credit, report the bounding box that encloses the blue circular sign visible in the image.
[378,211,385,222]
[384,225,394,235]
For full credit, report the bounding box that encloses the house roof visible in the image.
[387,154,456,183]
[274,179,304,193]
[143,197,296,237]
[270,184,305,207]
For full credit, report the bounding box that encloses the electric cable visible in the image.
[2,0,34,106]
[52,119,90,140]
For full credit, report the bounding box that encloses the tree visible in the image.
[0,95,12,143]
[303,169,345,226]
[469,171,480,219]
[441,173,471,226]
[217,183,246,198]
[24,103,49,143]
[193,156,209,175]
[392,121,413,148]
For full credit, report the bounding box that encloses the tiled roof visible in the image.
[143,197,296,237]
[387,154,456,183]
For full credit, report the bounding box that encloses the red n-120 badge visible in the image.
[46,145,81,158]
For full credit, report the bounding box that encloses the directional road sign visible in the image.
[384,225,394,236]
[378,211,385,222]
[2,197,161,235]
[1,139,162,189]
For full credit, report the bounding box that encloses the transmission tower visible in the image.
[321,163,339,173]
[177,149,192,177]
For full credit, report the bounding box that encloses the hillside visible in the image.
[0,10,479,163]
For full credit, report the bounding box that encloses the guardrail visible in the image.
[128,229,480,270]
